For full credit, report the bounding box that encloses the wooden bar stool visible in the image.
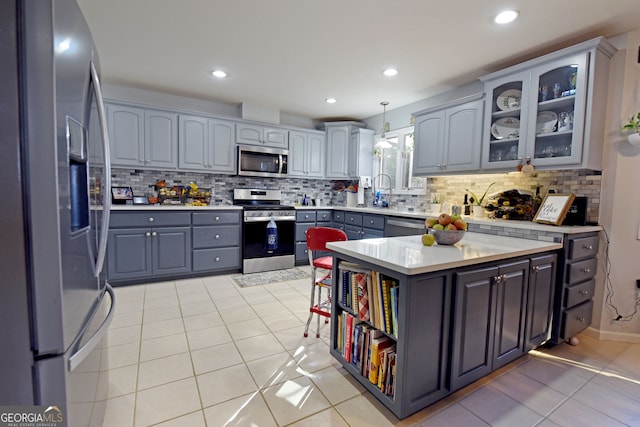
[303,227,347,337]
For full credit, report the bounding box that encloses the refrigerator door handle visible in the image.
[68,284,115,372]
[90,62,112,276]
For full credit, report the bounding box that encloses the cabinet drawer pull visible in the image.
[148,217,154,222]
[215,257,220,262]
[305,215,309,219]
[581,268,591,273]
[370,220,374,224]
[576,316,586,323]
[215,216,220,221]
[145,232,151,237]
[579,290,589,296]
[215,234,220,239]
[583,244,593,250]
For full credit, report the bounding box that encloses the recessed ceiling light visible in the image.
[211,70,227,78]
[383,68,398,77]
[494,10,519,24]
[325,98,337,104]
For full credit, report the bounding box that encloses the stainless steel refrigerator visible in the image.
[1,1,114,426]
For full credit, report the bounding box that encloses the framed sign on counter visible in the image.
[533,193,576,225]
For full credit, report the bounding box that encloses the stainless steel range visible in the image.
[234,189,296,274]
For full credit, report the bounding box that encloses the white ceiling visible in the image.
[76,0,640,121]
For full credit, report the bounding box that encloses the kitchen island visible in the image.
[326,233,562,419]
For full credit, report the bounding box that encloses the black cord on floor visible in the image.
[602,228,639,321]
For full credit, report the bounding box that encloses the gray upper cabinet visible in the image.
[289,130,325,178]
[413,96,483,175]
[480,37,616,171]
[236,122,288,148]
[179,115,235,173]
[324,122,372,179]
[106,102,178,169]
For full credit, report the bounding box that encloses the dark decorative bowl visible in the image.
[430,229,465,245]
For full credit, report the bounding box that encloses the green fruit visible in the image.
[432,224,444,231]
[425,217,437,228]
[421,234,435,246]
[450,214,462,223]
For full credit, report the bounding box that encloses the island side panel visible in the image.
[398,273,452,417]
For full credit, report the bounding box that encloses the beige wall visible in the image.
[593,28,640,342]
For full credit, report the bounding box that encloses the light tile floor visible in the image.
[101,268,640,426]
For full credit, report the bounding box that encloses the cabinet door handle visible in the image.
[583,244,593,250]
[151,231,157,237]
[215,234,220,239]
[532,266,540,272]
[148,217,154,222]
[494,275,502,284]
[145,232,151,237]
[579,290,589,296]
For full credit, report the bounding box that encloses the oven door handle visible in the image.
[244,216,296,223]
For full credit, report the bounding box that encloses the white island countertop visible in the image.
[327,232,563,276]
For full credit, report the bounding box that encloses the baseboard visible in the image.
[583,326,640,344]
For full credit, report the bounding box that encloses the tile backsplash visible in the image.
[111,168,601,223]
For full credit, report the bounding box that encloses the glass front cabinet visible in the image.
[480,37,616,171]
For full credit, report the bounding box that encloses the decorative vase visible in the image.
[426,203,441,213]
[472,205,485,218]
[628,132,640,147]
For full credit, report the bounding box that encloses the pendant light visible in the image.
[375,101,392,149]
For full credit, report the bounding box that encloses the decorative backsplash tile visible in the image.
[110,168,601,223]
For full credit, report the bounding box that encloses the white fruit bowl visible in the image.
[430,229,465,245]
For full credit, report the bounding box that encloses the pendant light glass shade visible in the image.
[375,101,392,148]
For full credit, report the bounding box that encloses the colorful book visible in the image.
[378,345,396,391]
[344,313,354,363]
[382,279,392,334]
[390,284,399,337]
[368,333,393,385]
[357,272,369,321]
[366,273,376,327]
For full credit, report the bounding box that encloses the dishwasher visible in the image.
[385,217,427,237]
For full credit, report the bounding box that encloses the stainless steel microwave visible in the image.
[237,145,288,178]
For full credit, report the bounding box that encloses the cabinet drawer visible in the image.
[192,211,241,225]
[344,213,363,227]
[316,210,332,223]
[363,214,385,230]
[192,225,240,249]
[561,300,593,339]
[110,212,190,227]
[564,279,595,308]
[296,211,316,222]
[192,247,241,271]
[333,211,345,223]
[566,258,597,284]
[295,223,314,242]
[568,235,599,261]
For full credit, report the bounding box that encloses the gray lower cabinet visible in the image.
[525,254,557,349]
[107,225,191,282]
[450,259,528,391]
[551,232,598,343]
[343,212,384,240]
[331,250,557,419]
[295,210,317,265]
[192,211,241,272]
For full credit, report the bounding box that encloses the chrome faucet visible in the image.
[372,173,392,207]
